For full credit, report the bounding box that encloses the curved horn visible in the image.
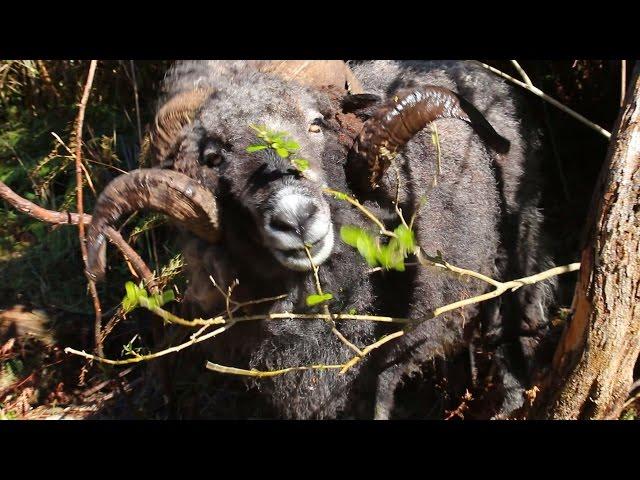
[86,169,219,281]
[146,88,214,167]
[348,86,511,190]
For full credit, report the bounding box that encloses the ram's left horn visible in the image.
[347,86,511,191]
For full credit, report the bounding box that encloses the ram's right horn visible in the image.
[86,169,219,281]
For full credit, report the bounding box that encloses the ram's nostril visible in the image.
[270,215,298,233]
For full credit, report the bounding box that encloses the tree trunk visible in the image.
[530,63,640,419]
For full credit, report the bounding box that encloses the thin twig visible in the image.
[416,249,580,318]
[416,248,502,288]
[511,60,533,87]
[208,275,287,317]
[323,188,397,238]
[340,260,580,374]
[391,161,409,229]
[430,122,442,186]
[66,308,415,368]
[621,60,627,108]
[206,362,344,377]
[73,60,102,356]
[226,280,239,319]
[231,292,289,314]
[508,62,571,201]
[129,60,143,151]
[541,98,572,202]
[65,324,233,366]
[65,261,580,370]
[304,245,364,356]
[476,61,611,139]
[142,308,413,329]
[622,391,640,411]
[340,330,406,373]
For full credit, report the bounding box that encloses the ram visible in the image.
[86,60,555,419]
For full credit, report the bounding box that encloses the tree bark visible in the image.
[530,62,640,419]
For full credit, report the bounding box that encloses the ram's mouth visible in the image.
[271,224,334,271]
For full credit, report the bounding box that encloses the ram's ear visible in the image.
[341,93,382,115]
[147,88,214,168]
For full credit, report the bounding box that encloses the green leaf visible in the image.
[340,225,380,267]
[125,281,138,300]
[122,297,136,313]
[246,144,268,153]
[394,224,416,254]
[282,140,300,151]
[356,233,379,267]
[376,244,392,269]
[375,242,404,271]
[161,289,175,305]
[306,292,334,307]
[0,169,13,183]
[147,296,159,309]
[292,158,309,171]
[348,308,357,315]
[272,131,289,140]
[340,225,364,247]
[123,281,140,312]
[275,147,290,158]
[388,239,407,271]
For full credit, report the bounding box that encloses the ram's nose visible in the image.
[264,193,330,249]
[269,196,317,234]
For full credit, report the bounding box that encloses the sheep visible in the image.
[338,60,556,418]
[85,60,378,419]
[85,60,555,419]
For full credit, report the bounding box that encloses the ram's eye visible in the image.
[308,117,327,133]
[203,147,225,167]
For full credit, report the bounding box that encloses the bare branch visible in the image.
[65,261,580,374]
[304,245,365,357]
[206,362,344,377]
[129,60,143,151]
[476,61,612,139]
[323,188,397,238]
[0,180,155,289]
[621,60,627,108]
[510,60,533,87]
[340,330,406,373]
[72,60,103,356]
[65,324,233,366]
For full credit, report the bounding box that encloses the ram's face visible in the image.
[196,80,335,271]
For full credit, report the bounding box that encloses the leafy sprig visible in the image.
[306,293,334,307]
[246,124,309,173]
[339,224,416,272]
[122,281,175,313]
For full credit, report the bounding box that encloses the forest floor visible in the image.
[0,305,137,419]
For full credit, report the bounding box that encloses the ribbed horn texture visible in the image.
[349,86,511,190]
[86,169,219,281]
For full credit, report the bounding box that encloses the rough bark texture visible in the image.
[530,63,640,419]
